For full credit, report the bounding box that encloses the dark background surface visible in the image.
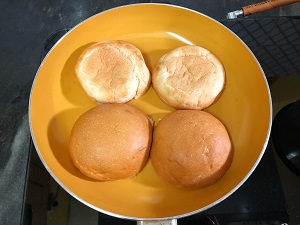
[0,1,300,225]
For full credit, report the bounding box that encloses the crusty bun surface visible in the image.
[75,40,150,103]
[152,45,225,110]
[151,110,233,189]
[69,103,152,181]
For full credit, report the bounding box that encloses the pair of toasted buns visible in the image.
[69,103,232,190]
[75,40,225,110]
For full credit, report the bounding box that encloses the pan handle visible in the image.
[242,0,300,17]
[137,219,177,225]
[227,0,300,19]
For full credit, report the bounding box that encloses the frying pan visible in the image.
[29,3,272,224]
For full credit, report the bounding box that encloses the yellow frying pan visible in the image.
[29,3,272,224]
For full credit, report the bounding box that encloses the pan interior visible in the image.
[29,4,271,219]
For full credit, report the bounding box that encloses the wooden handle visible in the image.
[242,0,300,16]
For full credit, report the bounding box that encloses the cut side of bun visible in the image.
[151,110,233,189]
[69,103,152,181]
[152,45,225,110]
[75,40,151,103]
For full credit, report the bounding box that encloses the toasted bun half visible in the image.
[75,40,150,103]
[69,103,152,181]
[151,110,233,189]
[152,45,225,109]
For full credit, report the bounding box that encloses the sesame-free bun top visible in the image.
[69,103,152,181]
[151,110,233,189]
[152,45,225,110]
[75,40,151,103]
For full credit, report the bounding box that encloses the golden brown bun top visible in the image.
[152,45,225,110]
[69,103,152,181]
[151,110,233,189]
[75,40,150,103]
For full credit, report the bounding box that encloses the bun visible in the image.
[75,40,150,103]
[150,110,232,189]
[69,103,152,181]
[152,45,225,110]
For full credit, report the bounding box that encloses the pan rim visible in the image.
[28,2,273,221]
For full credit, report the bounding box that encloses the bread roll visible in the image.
[75,40,150,103]
[151,110,233,189]
[152,45,225,110]
[69,103,152,181]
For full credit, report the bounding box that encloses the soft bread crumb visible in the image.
[75,40,150,103]
[152,45,225,110]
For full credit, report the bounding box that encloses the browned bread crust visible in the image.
[69,103,152,181]
[151,110,233,189]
